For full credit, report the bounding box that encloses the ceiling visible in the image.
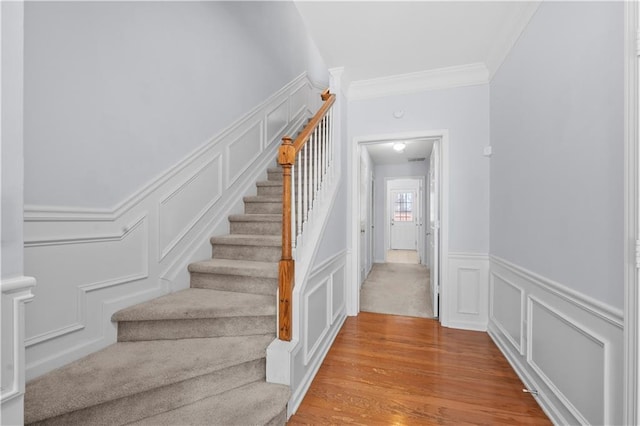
[365,138,435,166]
[295,1,540,86]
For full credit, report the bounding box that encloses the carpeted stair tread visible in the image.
[210,234,281,247]
[243,195,281,203]
[266,167,282,174]
[112,288,275,322]
[188,258,278,278]
[130,381,290,426]
[228,214,281,222]
[256,180,283,187]
[24,335,274,424]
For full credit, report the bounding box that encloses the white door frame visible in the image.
[348,130,449,324]
[624,1,639,424]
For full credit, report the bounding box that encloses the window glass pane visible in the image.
[394,192,413,221]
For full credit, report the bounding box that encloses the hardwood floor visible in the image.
[288,312,550,425]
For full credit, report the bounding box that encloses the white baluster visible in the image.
[314,127,319,196]
[297,150,302,238]
[291,163,296,250]
[303,142,309,224]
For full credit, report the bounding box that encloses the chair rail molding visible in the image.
[22,73,321,380]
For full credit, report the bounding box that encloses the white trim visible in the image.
[489,256,624,425]
[489,270,525,355]
[23,73,310,222]
[1,276,36,403]
[349,130,449,324]
[159,154,223,261]
[485,1,541,79]
[526,295,610,426]
[348,63,489,101]
[492,255,623,328]
[624,1,639,424]
[288,314,347,416]
[488,327,572,426]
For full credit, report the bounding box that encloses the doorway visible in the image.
[350,131,449,321]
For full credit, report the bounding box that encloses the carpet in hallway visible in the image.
[360,262,433,318]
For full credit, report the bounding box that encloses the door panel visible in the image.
[390,190,417,250]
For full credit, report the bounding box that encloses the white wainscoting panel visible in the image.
[227,122,263,187]
[490,272,524,354]
[287,250,347,416]
[488,255,624,426]
[22,73,320,380]
[1,276,36,423]
[447,252,489,331]
[266,98,289,146]
[159,154,223,260]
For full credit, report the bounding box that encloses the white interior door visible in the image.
[429,142,440,317]
[390,190,417,250]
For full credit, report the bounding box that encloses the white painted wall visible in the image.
[490,1,624,310]
[23,1,327,209]
[2,0,24,280]
[373,162,428,263]
[488,2,625,424]
[349,84,490,255]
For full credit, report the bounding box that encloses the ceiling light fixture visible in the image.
[393,142,406,152]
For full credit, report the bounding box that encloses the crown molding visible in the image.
[486,1,542,80]
[347,63,490,101]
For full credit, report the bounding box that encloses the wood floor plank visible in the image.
[288,312,550,425]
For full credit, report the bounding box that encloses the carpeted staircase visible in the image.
[24,164,290,425]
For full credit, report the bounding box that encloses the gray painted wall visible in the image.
[2,1,25,280]
[24,1,327,208]
[490,1,624,309]
[349,84,490,253]
[373,162,428,263]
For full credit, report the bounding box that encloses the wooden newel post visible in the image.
[278,136,296,341]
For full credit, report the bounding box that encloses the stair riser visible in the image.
[26,359,266,426]
[190,273,277,296]
[213,244,281,262]
[117,317,276,342]
[230,221,281,235]
[257,185,283,196]
[267,171,283,181]
[244,202,281,214]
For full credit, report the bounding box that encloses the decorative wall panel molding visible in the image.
[22,73,319,379]
[446,252,489,331]
[1,276,36,404]
[488,255,623,426]
[288,250,347,416]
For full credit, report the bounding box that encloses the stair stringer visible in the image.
[266,169,346,415]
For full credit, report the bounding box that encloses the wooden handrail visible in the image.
[277,90,335,341]
[291,93,335,154]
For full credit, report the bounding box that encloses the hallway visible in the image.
[360,251,433,318]
[288,312,551,425]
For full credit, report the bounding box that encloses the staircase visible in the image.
[24,164,290,425]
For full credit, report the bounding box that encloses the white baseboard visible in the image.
[489,255,623,425]
[22,74,321,379]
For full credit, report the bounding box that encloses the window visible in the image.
[394,192,413,221]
